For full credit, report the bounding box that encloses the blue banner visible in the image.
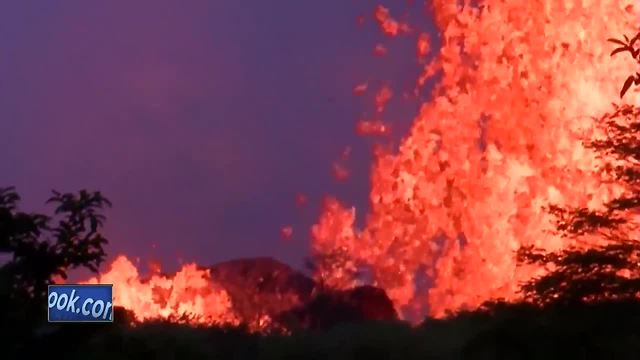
[48,284,113,323]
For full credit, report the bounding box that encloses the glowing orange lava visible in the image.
[83,255,240,326]
[374,44,388,57]
[353,82,369,96]
[312,0,640,318]
[375,5,411,37]
[281,225,294,241]
[417,32,430,60]
[356,119,390,137]
[374,85,393,113]
[85,1,640,327]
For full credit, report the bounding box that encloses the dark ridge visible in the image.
[206,257,316,324]
[279,285,399,330]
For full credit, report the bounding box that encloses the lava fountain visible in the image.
[311,1,640,318]
[84,1,640,326]
[83,256,241,327]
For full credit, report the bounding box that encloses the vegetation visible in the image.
[11,300,640,359]
[0,187,111,355]
[517,32,640,306]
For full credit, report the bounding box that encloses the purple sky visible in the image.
[0,1,437,273]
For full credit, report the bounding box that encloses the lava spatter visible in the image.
[311,0,639,318]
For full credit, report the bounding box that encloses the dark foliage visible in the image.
[518,33,640,305]
[14,299,640,360]
[0,186,111,353]
[279,285,398,331]
[205,258,398,331]
[206,257,315,325]
[607,33,640,98]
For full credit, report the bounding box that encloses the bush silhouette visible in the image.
[0,186,111,352]
[518,32,640,306]
[279,285,398,331]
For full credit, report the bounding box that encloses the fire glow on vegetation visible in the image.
[312,0,640,318]
[84,1,640,326]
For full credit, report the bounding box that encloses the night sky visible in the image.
[0,1,436,274]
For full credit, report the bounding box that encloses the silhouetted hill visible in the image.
[207,257,316,325]
[206,257,399,330]
[279,285,398,330]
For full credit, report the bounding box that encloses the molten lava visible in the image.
[83,256,240,326]
[374,5,411,37]
[375,85,393,113]
[312,0,640,318]
[353,82,369,96]
[85,1,640,327]
[374,44,388,57]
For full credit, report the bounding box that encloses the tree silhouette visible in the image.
[0,187,111,308]
[518,32,640,305]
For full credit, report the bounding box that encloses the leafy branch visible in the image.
[608,32,640,98]
[0,186,112,300]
